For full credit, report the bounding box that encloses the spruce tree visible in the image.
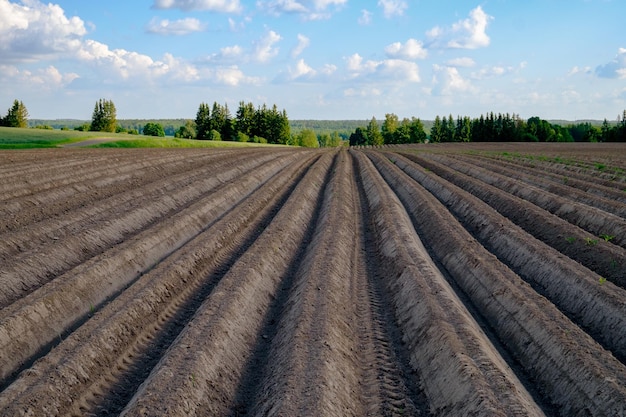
[3,99,29,128]
[90,99,117,132]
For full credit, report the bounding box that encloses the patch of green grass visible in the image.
[595,162,606,171]
[584,237,599,246]
[599,277,607,285]
[0,126,129,148]
[565,236,576,244]
[0,126,291,149]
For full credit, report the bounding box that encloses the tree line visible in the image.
[4,97,626,145]
[179,101,291,145]
[350,111,626,145]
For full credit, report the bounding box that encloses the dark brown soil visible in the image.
[1,144,625,417]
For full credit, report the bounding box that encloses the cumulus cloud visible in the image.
[377,0,407,18]
[345,53,420,83]
[213,65,260,86]
[252,30,282,63]
[0,0,86,62]
[290,34,310,58]
[358,9,373,25]
[146,17,206,35]
[256,0,347,20]
[0,64,79,88]
[288,58,316,80]
[385,38,427,60]
[432,64,474,95]
[151,0,242,13]
[426,6,493,49]
[595,48,626,79]
[280,59,336,82]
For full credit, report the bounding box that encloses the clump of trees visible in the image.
[1,99,29,128]
[177,101,292,145]
[143,122,165,137]
[600,110,626,142]
[349,111,626,145]
[349,115,427,146]
[90,99,117,132]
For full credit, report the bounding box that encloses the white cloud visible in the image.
[471,65,512,79]
[568,66,592,76]
[151,0,242,13]
[345,53,420,83]
[377,0,407,18]
[595,48,626,79]
[290,58,316,79]
[277,59,336,82]
[358,9,373,25]
[252,30,282,63]
[291,34,310,58]
[0,0,86,62]
[146,17,206,35]
[256,0,346,20]
[427,6,493,49]
[385,38,427,60]
[432,64,474,95]
[213,66,260,86]
[0,64,78,88]
[446,57,476,67]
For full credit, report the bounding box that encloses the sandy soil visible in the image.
[1,143,625,416]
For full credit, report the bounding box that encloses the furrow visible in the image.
[478,154,626,203]
[367,150,626,416]
[424,153,626,248]
[383,151,626,362]
[460,154,626,218]
[0,149,232,229]
[398,152,626,288]
[249,149,420,416]
[119,151,334,417]
[0,152,319,417]
[0,151,284,309]
[0,150,182,202]
[0,150,307,386]
[353,150,543,416]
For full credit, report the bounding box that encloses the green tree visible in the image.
[318,133,332,147]
[381,113,399,144]
[143,122,165,137]
[366,117,383,146]
[349,127,367,146]
[430,116,443,143]
[235,101,256,137]
[2,99,29,128]
[175,120,196,139]
[195,102,211,140]
[297,128,319,148]
[408,117,427,143]
[455,116,471,142]
[90,99,117,132]
[331,131,343,146]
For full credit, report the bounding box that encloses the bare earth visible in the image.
[0,143,625,416]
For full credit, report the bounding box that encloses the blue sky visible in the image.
[1,0,625,121]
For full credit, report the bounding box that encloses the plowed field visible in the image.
[1,143,625,416]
